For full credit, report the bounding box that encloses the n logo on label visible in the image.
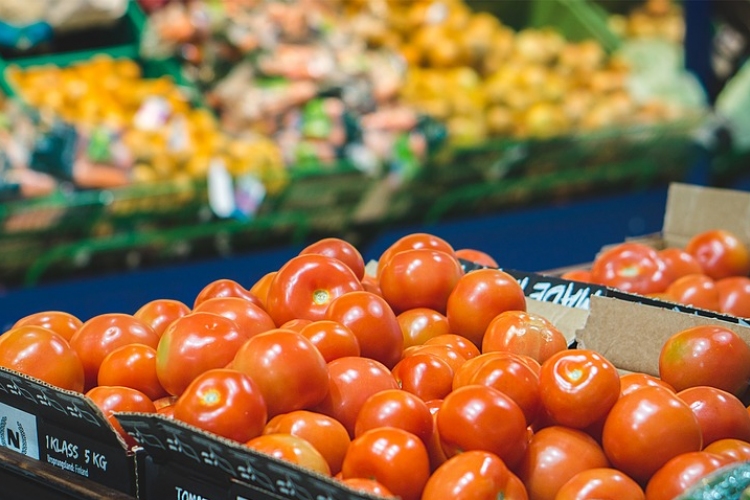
[0,402,39,459]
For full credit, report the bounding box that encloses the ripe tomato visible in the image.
[85,386,156,448]
[686,229,750,280]
[539,349,620,429]
[341,427,430,500]
[560,269,593,283]
[264,410,351,475]
[602,386,702,484]
[12,311,82,342]
[70,313,160,391]
[453,351,538,389]
[422,450,524,500]
[590,242,670,295]
[392,353,454,402]
[403,344,467,374]
[340,478,393,497]
[98,344,167,401]
[246,433,331,476]
[133,299,191,337]
[377,233,457,278]
[446,268,527,347]
[397,308,452,349]
[173,368,267,443]
[482,310,568,364]
[298,320,360,362]
[354,389,433,444]
[555,467,645,500]
[232,329,329,417]
[156,312,250,396]
[658,247,704,283]
[325,291,403,369]
[455,248,499,268]
[193,297,276,338]
[424,334,480,360]
[438,384,528,470]
[0,325,84,393]
[677,386,750,445]
[299,237,366,281]
[193,278,263,309]
[659,325,750,396]
[266,254,363,325]
[313,356,398,437]
[716,276,750,318]
[644,451,731,500]
[516,426,609,500]
[379,249,463,315]
[619,372,675,397]
[664,273,720,311]
[249,271,276,310]
[703,438,750,463]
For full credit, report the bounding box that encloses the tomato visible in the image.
[193,297,276,338]
[665,273,720,311]
[379,249,463,315]
[392,353,454,402]
[644,451,731,500]
[424,334,480,360]
[98,344,167,401]
[266,254,363,325]
[70,313,160,391]
[0,325,84,393]
[133,299,191,337]
[264,410,351,475]
[173,368,267,443]
[539,349,620,429]
[246,433,330,476]
[298,320,360,363]
[377,233,457,278]
[658,247,704,283]
[703,438,750,463]
[325,291,403,369]
[313,356,398,437]
[12,311,83,342]
[249,271,276,310]
[686,229,750,280]
[446,268,527,347]
[193,278,263,309]
[659,325,750,396]
[438,384,528,470]
[716,276,750,318]
[354,389,433,444]
[602,386,702,484]
[340,478,393,497]
[455,248,499,268]
[619,372,675,397]
[555,467,645,500]
[677,386,750,445]
[85,386,156,448]
[403,344,467,374]
[590,242,671,294]
[156,312,250,396]
[299,237,366,281]
[396,308,451,349]
[232,329,328,417]
[341,427,430,500]
[422,450,524,500]
[560,269,593,284]
[482,310,568,364]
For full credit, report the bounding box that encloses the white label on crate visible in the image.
[0,401,39,459]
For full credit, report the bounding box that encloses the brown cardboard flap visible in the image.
[575,295,750,376]
[527,299,589,346]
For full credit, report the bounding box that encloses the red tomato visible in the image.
[340,478,393,497]
[677,386,750,445]
[12,311,83,342]
[446,268,527,347]
[246,433,331,476]
[665,273,720,311]
[325,291,404,369]
[249,271,276,310]
[298,320,360,363]
[266,254,363,325]
[354,389,433,444]
[396,308,451,349]
[279,319,312,332]
[556,467,645,500]
[590,242,670,294]
[703,438,750,463]
[193,278,263,310]
[716,276,750,318]
[482,310,568,364]
[85,386,156,448]
[403,344,467,374]
[539,349,620,429]
[658,247,704,283]
[0,325,84,393]
[452,351,534,389]
[438,384,528,470]
[659,325,750,396]
[422,450,524,500]
[455,248,499,268]
[194,297,276,338]
[377,233,457,278]
[424,334,480,360]
[232,329,329,417]
[313,356,399,437]
[156,312,250,396]
[173,368,267,443]
[619,372,676,397]
[299,237,366,281]
[560,269,593,283]
[644,451,731,500]
[341,427,430,500]
[70,313,160,391]
[98,344,167,401]
[379,248,463,315]
[264,410,351,475]
[602,386,702,484]
[133,299,191,337]
[392,353,454,402]
[686,229,750,280]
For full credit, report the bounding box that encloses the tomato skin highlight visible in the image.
[590,242,670,295]
[555,467,645,500]
[422,450,523,500]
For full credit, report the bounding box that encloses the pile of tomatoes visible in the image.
[3,232,750,500]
